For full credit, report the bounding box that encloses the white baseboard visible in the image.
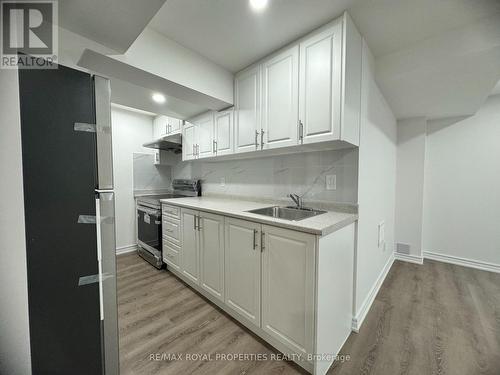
[394,252,424,265]
[352,253,394,333]
[116,244,137,256]
[424,251,500,274]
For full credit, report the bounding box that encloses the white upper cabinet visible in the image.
[299,14,361,146]
[299,22,342,144]
[153,115,168,138]
[261,45,299,150]
[214,109,234,156]
[191,112,215,159]
[182,122,197,161]
[154,115,183,137]
[234,65,261,153]
[181,12,361,161]
[167,116,182,134]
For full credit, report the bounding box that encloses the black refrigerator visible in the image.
[18,64,119,374]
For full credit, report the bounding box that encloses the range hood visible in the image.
[143,133,182,153]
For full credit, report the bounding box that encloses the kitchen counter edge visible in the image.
[159,197,358,236]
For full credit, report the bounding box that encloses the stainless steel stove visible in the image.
[136,179,200,268]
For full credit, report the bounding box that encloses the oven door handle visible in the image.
[137,205,161,217]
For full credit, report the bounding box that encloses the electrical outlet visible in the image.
[220,177,226,187]
[378,221,385,249]
[326,175,337,190]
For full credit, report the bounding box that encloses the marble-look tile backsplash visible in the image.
[133,153,172,193]
[172,149,359,204]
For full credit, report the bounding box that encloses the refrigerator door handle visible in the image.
[95,197,104,321]
[94,76,114,190]
[95,190,120,375]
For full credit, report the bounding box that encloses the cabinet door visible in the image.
[194,112,214,159]
[199,212,225,301]
[234,65,260,153]
[262,45,299,150]
[224,218,261,327]
[299,22,342,144]
[153,115,168,138]
[180,209,199,284]
[214,109,234,156]
[261,225,315,356]
[182,124,196,161]
[168,117,182,134]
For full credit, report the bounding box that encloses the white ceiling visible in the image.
[349,0,500,57]
[59,0,166,53]
[60,0,500,120]
[149,0,500,72]
[149,0,359,72]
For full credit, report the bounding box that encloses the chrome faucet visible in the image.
[289,193,303,209]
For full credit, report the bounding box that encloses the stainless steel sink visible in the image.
[247,206,326,221]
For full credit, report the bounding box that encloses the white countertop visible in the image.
[159,196,358,236]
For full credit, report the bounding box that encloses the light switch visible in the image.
[326,175,336,190]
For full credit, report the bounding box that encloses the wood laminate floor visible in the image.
[117,253,500,375]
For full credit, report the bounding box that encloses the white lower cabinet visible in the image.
[166,205,355,375]
[224,217,261,327]
[261,224,315,356]
[180,208,199,283]
[199,212,225,301]
[163,239,180,271]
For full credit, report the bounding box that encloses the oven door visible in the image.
[137,205,162,255]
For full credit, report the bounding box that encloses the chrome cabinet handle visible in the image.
[253,229,258,250]
[197,215,202,231]
[213,139,217,153]
[193,215,197,230]
[255,130,260,148]
[165,228,173,232]
[260,128,264,149]
[299,120,304,143]
[261,231,265,252]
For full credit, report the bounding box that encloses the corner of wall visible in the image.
[0,69,32,375]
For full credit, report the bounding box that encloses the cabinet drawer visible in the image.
[162,204,180,220]
[163,239,180,270]
[162,218,180,245]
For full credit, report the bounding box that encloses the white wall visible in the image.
[395,117,426,257]
[59,26,120,70]
[172,149,359,204]
[422,95,500,267]
[113,27,234,105]
[0,70,32,374]
[111,106,155,251]
[355,40,397,325]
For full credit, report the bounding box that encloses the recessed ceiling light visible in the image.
[152,93,166,104]
[249,0,268,12]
